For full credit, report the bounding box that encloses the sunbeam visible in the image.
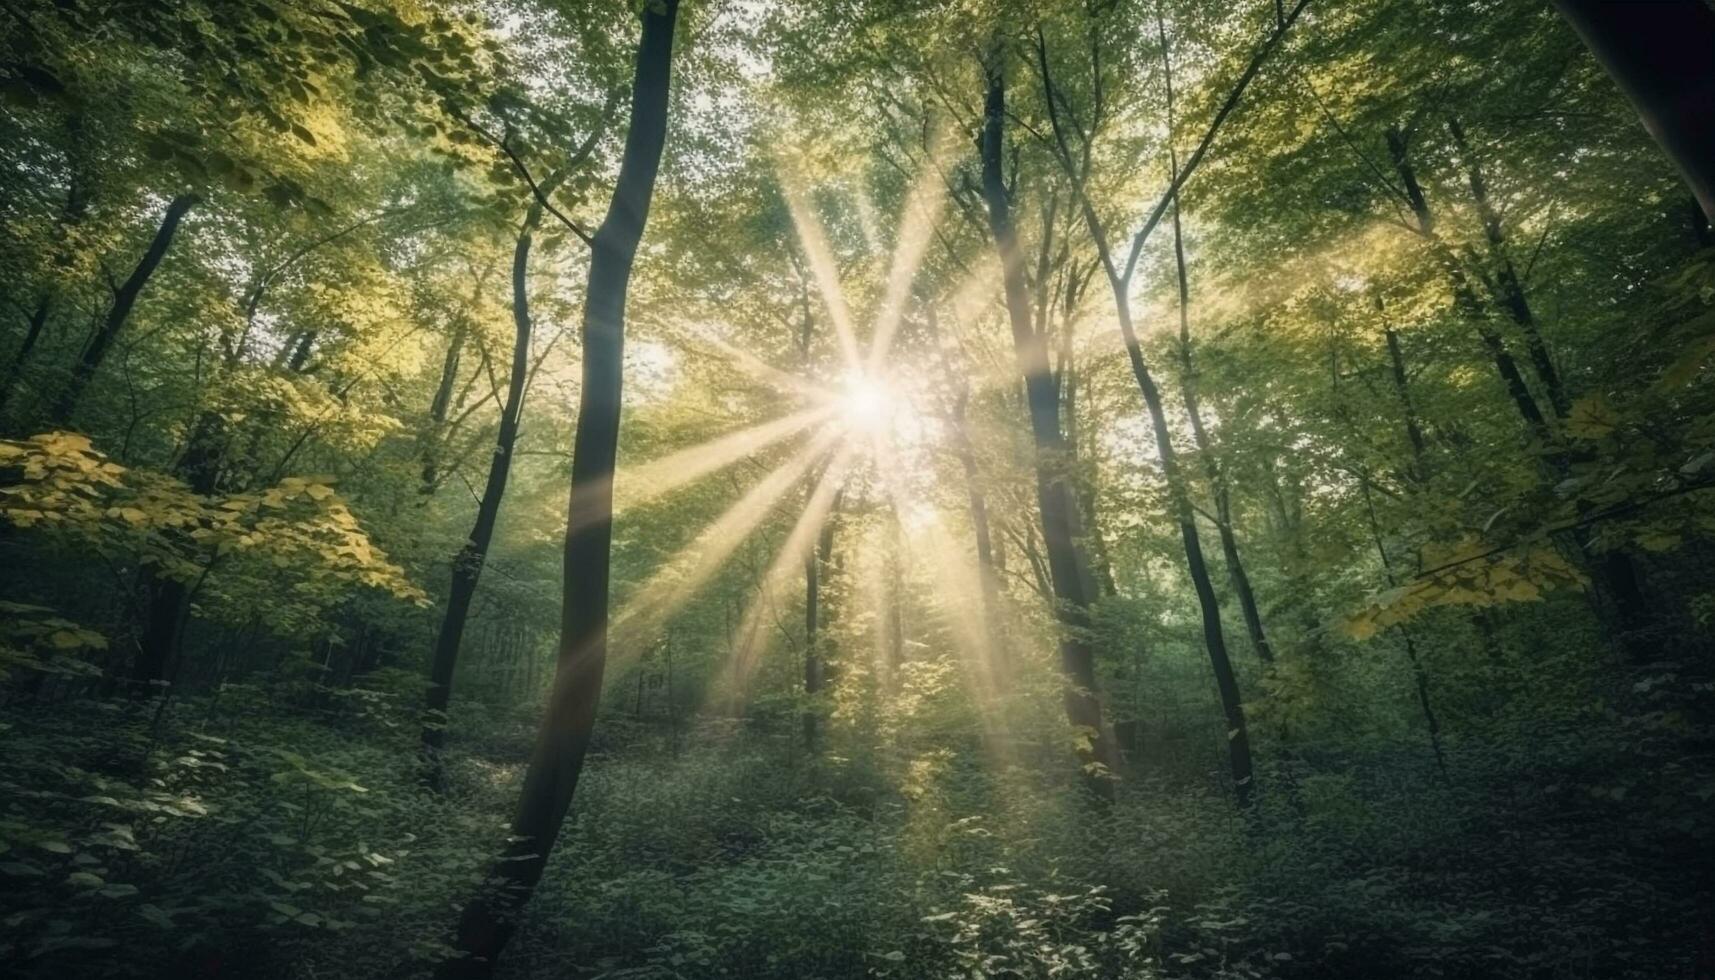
[610,426,846,656]
[666,318,834,403]
[616,405,837,515]
[780,180,865,373]
[719,443,856,699]
[866,145,953,371]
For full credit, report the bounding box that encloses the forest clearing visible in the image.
[3,1,1715,977]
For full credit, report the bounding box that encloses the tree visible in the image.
[978,41,1120,793]
[437,2,682,973]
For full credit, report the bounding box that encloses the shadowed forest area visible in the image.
[4,0,1715,977]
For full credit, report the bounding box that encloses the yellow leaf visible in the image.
[1567,395,1618,439]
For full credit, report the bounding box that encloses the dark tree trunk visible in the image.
[1382,318,1429,477]
[1112,289,1254,807]
[1168,176,1273,666]
[928,307,1003,631]
[803,488,840,750]
[0,297,52,423]
[1446,117,1570,418]
[979,46,1119,793]
[3,163,91,423]
[435,4,679,975]
[419,174,562,792]
[421,319,470,494]
[1386,128,1552,441]
[1553,0,1715,222]
[129,407,227,691]
[1062,344,1119,600]
[1359,480,1448,778]
[1388,128,1655,650]
[51,194,197,426]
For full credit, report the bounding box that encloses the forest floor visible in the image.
[1,663,1705,979]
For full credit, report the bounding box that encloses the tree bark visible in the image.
[2,145,91,424]
[1388,127,1654,651]
[50,194,197,426]
[928,306,1003,632]
[419,173,565,793]
[0,297,52,425]
[421,318,470,493]
[1382,316,1429,478]
[1168,170,1273,666]
[1446,117,1570,418]
[1042,19,1254,806]
[435,4,679,975]
[979,45,1119,794]
[803,490,840,750]
[1552,0,1715,223]
[1386,128,1552,441]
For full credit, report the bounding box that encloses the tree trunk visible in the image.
[1062,341,1119,599]
[0,297,52,424]
[3,160,91,424]
[928,306,1003,632]
[803,487,840,751]
[1446,117,1570,418]
[1388,127,1655,651]
[1112,286,1254,806]
[1386,128,1552,441]
[1382,317,1429,478]
[1168,175,1273,666]
[421,318,470,494]
[1359,479,1448,779]
[435,4,678,975]
[419,174,563,793]
[1552,0,1715,222]
[50,194,197,426]
[979,45,1119,793]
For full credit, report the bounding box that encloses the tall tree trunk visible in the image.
[1446,117,1570,418]
[436,4,679,975]
[1168,171,1273,666]
[1388,127,1654,649]
[3,142,91,424]
[803,490,840,750]
[978,45,1119,793]
[1386,128,1551,441]
[1359,479,1448,779]
[421,319,470,494]
[50,194,197,426]
[885,504,907,676]
[419,174,564,792]
[928,306,1003,632]
[1061,336,1119,599]
[1045,20,1254,805]
[128,404,227,692]
[1382,313,1429,478]
[0,297,52,424]
[1552,0,1715,222]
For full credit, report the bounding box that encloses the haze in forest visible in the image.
[2,1,1714,978]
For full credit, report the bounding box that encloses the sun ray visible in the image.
[780,180,865,373]
[719,442,856,699]
[865,433,1011,751]
[665,318,834,403]
[616,405,837,515]
[609,426,845,658]
[866,161,952,371]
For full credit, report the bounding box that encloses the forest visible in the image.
[2,0,1714,977]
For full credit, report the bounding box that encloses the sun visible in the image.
[838,373,893,435]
